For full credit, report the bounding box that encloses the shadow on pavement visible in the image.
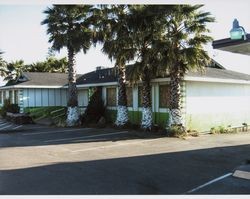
[0,127,167,148]
[1,144,250,195]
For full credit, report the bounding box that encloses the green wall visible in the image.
[105,109,169,128]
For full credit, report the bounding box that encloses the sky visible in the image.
[0,0,250,85]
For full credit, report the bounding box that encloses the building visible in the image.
[0,72,88,113]
[1,62,250,132]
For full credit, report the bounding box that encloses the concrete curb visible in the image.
[232,164,250,180]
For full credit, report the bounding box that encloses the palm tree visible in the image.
[156,5,214,130]
[126,5,169,130]
[28,57,68,73]
[41,5,94,126]
[0,51,7,77]
[95,5,136,126]
[3,60,25,83]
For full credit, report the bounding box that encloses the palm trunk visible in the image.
[66,47,79,127]
[141,68,153,130]
[168,68,184,129]
[115,63,129,126]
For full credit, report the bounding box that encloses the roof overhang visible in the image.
[212,34,250,55]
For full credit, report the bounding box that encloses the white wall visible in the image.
[185,81,250,131]
[22,88,67,108]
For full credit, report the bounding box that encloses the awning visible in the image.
[212,34,250,55]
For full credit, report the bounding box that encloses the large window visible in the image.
[3,91,6,101]
[9,90,13,103]
[159,84,170,108]
[126,87,133,107]
[106,87,117,106]
[14,90,19,104]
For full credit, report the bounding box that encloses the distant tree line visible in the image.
[0,55,68,82]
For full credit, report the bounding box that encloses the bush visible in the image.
[210,125,234,134]
[0,98,20,117]
[80,87,106,125]
[166,124,186,138]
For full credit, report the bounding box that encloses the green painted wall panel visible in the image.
[105,109,169,128]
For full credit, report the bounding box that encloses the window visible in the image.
[138,86,143,107]
[126,87,133,107]
[14,90,19,104]
[3,91,6,101]
[9,90,13,103]
[106,87,117,106]
[0,91,2,104]
[159,84,170,108]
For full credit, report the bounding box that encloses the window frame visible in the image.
[126,87,133,107]
[159,84,170,108]
[106,87,117,107]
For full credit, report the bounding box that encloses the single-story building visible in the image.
[0,72,89,113]
[1,61,250,132]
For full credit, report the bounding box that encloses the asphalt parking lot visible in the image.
[0,122,250,195]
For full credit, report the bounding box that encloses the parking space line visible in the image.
[0,124,13,130]
[186,173,232,194]
[71,139,147,153]
[12,125,23,130]
[22,128,92,136]
[44,131,129,143]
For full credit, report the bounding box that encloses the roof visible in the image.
[1,60,250,89]
[2,72,70,88]
[186,67,250,81]
[76,68,117,85]
[76,61,250,85]
[212,34,250,56]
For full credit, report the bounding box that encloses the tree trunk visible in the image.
[141,68,153,130]
[168,68,184,129]
[115,63,129,126]
[66,47,79,127]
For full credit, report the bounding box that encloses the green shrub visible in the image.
[166,124,186,138]
[0,98,20,117]
[81,87,106,125]
[210,125,234,134]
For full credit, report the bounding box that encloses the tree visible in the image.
[3,60,25,83]
[155,5,214,130]
[95,5,136,127]
[126,5,170,130]
[0,51,7,77]
[0,57,68,84]
[28,57,68,73]
[41,5,94,126]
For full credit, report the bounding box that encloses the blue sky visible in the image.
[0,0,250,85]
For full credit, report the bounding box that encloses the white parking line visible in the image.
[186,173,232,193]
[44,131,129,143]
[12,125,23,130]
[22,128,92,136]
[0,124,13,130]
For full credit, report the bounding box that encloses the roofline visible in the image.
[212,34,250,49]
[1,76,250,90]
[76,82,118,88]
[0,85,68,89]
[184,76,250,84]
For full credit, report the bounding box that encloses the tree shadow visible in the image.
[0,127,167,148]
[1,144,250,195]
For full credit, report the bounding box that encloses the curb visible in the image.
[232,164,250,180]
